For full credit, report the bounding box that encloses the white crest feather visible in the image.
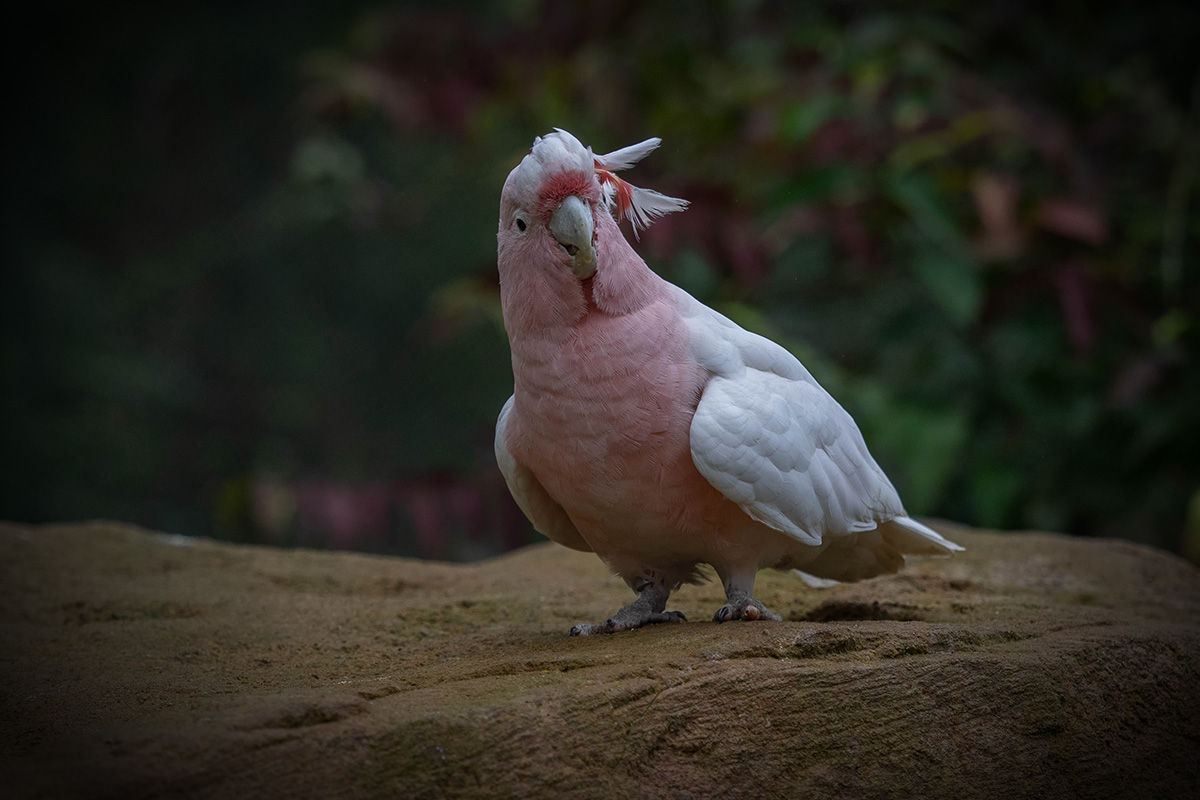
[624,185,690,237]
[593,137,661,172]
[591,133,689,238]
[527,129,689,237]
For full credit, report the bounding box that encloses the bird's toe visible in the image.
[569,622,605,637]
[569,608,686,636]
[712,600,780,623]
[647,610,686,625]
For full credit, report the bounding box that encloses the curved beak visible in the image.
[549,195,596,278]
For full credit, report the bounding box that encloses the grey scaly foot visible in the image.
[569,610,686,636]
[569,580,686,636]
[712,585,781,623]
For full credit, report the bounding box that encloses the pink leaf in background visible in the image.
[1037,198,1107,245]
[447,483,485,540]
[403,487,448,561]
[371,70,429,132]
[1054,261,1096,355]
[1109,358,1163,408]
[294,481,391,550]
[258,470,530,560]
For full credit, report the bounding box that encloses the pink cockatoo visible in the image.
[495,129,962,636]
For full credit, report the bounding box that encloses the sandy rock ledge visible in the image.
[1,521,1197,799]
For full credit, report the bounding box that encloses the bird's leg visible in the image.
[712,570,782,623]
[569,577,687,637]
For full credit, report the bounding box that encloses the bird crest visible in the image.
[537,128,696,237]
[584,131,689,237]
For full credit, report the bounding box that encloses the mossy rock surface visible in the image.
[2,521,1198,799]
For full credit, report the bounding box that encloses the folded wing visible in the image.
[676,287,959,555]
[691,367,903,545]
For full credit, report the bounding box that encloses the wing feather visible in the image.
[677,287,908,547]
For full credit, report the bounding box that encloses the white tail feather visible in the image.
[884,516,965,555]
[792,569,840,589]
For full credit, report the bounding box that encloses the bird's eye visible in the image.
[516,218,527,232]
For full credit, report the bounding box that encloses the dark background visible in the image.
[4,1,1198,562]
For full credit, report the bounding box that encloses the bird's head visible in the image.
[498,129,688,281]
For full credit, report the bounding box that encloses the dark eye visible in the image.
[516,218,526,232]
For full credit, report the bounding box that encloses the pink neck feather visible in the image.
[498,206,663,345]
[590,211,662,315]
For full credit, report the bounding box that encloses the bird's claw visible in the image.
[712,600,781,623]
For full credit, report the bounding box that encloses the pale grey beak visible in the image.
[549,195,597,278]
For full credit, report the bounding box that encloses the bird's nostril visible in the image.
[562,243,579,256]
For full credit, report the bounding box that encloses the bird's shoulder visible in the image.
[666,284,813,384]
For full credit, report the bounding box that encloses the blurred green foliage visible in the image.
[3,1,1198,557]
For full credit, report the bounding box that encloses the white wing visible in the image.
[495,396,593,553]
[691,368,901,545]
[673,286,954,552]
